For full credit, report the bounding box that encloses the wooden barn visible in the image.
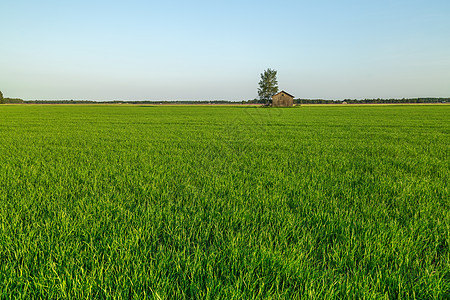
[272,91,294,107]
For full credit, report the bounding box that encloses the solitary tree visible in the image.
[0,90,3,104]
[258,68,278,104]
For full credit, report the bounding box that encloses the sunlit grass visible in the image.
[0,105,448,298]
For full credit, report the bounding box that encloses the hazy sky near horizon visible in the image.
[1,0,449,101]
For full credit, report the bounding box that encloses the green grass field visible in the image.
[0,104,448,299]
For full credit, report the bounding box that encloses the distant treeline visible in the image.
[246,98,450,104]
[299,98,449,104]
[1,98,449,105]
[18,100,234,105]
[245,97,449,104]
[1,98,26,104]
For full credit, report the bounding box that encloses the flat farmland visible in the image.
[0,105,448,299]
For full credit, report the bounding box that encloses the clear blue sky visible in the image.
[1,0,449,101]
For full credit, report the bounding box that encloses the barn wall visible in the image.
[272,93,294,107]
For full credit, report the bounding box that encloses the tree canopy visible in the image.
[258,68,278,104]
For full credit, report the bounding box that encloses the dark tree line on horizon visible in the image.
[0,92,448,105]
[244,97,448,104]
[1,98,449,105]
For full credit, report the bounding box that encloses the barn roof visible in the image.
[273,90,295,98]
